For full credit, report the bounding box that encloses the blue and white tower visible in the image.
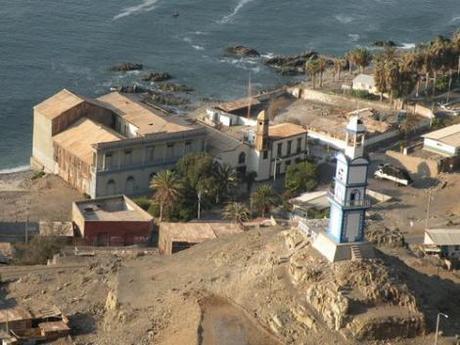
[313,116,373,262]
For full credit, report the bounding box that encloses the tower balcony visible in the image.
[327,191,371,209]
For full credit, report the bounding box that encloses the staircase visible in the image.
[351,245,363,261]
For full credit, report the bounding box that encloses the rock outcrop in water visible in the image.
[158,82,194,93]
[142,72,172,82]
[110,63,143,72]
[373,40,399,48]
[224,45,260,58]
[264,51,318,75]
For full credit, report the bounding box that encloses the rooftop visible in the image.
[53,118,123,165]
[97,92,194,136]
[422,123,460,148]
[160,221,243,243]
[269,122,307,139]
[74,195,153,222]
[215,97,260,113]
[34,89,86,120]
[425,228,460,245]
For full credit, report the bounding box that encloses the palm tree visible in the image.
[250,184,278,218]
[223,202,250,224]
[373,53,387,101]
[345,50,355,74]
[317,57,327,88]
[213,163,237,203]
[306,60,320,88]
[384,57,400,102]
[429,36,453,95]
[353,48,372,73]
[150,170,181,222]
[333,58,346,81]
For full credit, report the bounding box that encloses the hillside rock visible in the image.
[264,51,318,74]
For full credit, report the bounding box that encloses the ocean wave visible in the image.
[192,45,205,51]
[450,16,460,23]
[0,165,30,174]
[400,43,416,49]
[113,0,160,21]
[218,0,255,24]
[335,14,354,24]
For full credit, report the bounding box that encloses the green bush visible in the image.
[285,161,318,195]
[350,90,379,100]
[133,197,152,211]
[31,170,45,180]
[13,236,65,265]
[147,202,160,218]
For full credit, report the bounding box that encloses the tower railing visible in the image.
[327,191,371,208]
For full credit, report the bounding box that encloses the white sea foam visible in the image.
[0,165,30,174]
[113,0,160,21]
[400,42,416,49]
[218,0,255,24]
[450,16,460,23]
[335,14,354,24]
[348,34,360,42]
[192,45,205,51]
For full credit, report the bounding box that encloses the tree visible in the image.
[244,171,258,194]
[150,170,181,222]
[285,161,318,195]
[250,184,278,218]
[400,113,419,141]
[373,53,387,101]
[345,50,355,74]
[317,57,327,88]
[429,36,454,95]
[213,163,237,203]
[353,48,372,73]
[223,202,250,224]
[306,60,320,88]
[333,58,346,81]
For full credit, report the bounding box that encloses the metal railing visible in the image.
[328,191,371,208]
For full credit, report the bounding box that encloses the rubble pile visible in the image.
[366,222,405,248]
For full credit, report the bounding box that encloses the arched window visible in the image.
[350,189,361,205]
[125,176,136,195]
[238,152,246,164]
[106,179,116,196]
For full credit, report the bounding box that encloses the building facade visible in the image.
[31,90,207,198]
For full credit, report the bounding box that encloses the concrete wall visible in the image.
[82,221,152,246]
[423,138,456,157]
[32,111,55,172]
[386,150,440,177]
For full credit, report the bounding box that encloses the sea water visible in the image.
[0,0,458,170]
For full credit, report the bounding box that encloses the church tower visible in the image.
[327,116,370,244]
[255,110,269,152]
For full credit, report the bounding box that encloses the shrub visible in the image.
[31,170,45,180]
[13,236,65,265]
[285,161,318,195]
[133,197,152,211]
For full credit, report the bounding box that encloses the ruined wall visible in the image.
[386,150,439,177]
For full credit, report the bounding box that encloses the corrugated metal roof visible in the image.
[53,118,122,165]
[422,123,460,148]
[425,228,460,245]
[34,89,85,120]
[269,123,307,139]
[97,92,193,136]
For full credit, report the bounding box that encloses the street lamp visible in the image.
[434,312,448,345]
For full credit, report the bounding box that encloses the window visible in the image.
[124,149,133,166]
[287,141,292,155]
[104,152,113,170]
[238,152,246,164]
[277,143,282,156]
[263,151,268,159]
[125,176,136,194]
[147,146,155,161]
[106,179,116,195]
[297,138,302,154]
[185,141,192,154]
[167,143,175,158]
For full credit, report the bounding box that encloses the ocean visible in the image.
[0,0,459,171]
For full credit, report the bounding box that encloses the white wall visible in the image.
[423,138,457,157]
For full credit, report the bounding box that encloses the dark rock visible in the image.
[111,85,149,93]
[373,40,399,48]
[224,45,260,58]
[110,63,143,72]
[144,93,190,107]
[158,82,193,93]
[142,72,172,82]
[264,51,318,74]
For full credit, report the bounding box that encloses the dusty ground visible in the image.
[0,171,83,222]
[1,228,458,345]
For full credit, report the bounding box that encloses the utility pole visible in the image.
[425,190,432,229]
[197,190,202,220]
[434,312,448,345]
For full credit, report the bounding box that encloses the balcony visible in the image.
[327,191,371,209]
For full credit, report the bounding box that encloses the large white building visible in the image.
[422,123,460,157]
[203,108,308,181]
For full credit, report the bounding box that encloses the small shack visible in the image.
[422,123,460,157]
[72,195,153,246]
[424,228,460,259]
[158,222,243,255]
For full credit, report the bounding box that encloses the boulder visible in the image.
[264,51,318,74]
[373,40,398,48]
[224,45,260,58]
[142,72,172,82]
[110,63,143,72]
[112,85,149,93]
[158,82,193,93]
